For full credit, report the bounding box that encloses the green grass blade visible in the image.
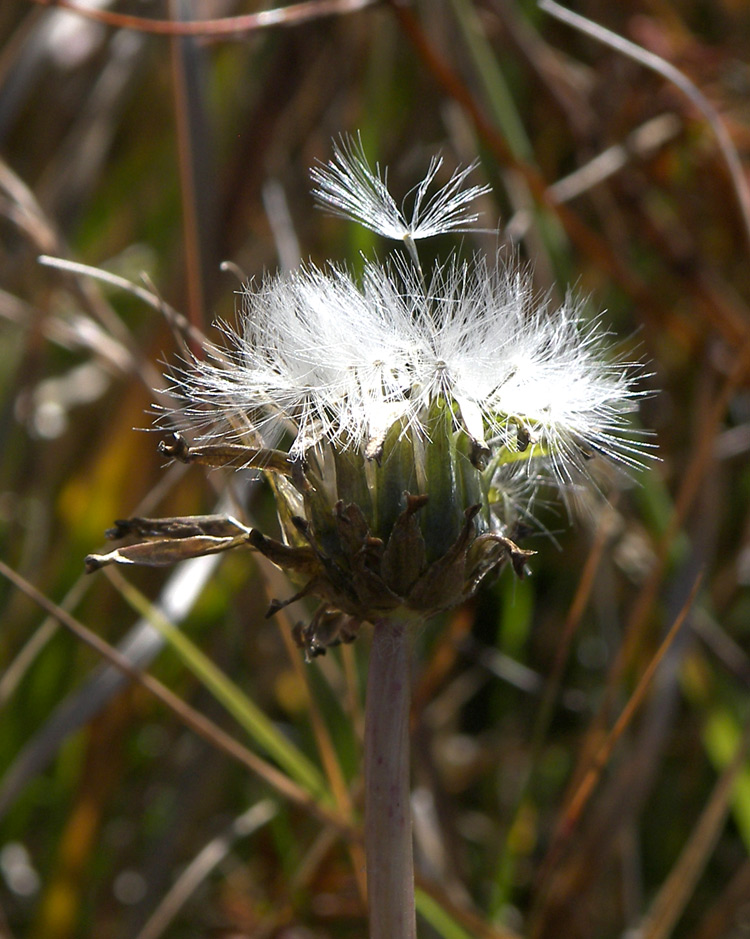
[107,569,333,806]
[415,889,475,939]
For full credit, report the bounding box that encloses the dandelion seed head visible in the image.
[95,136,656,638]
[164,133,653,567]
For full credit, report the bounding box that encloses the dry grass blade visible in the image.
[0,577,89,708]
[134,800,277,939]
[275,604,368,900]
[37,255,208,348]
[0,553,223,819]
[0,160,151,351]
[547,114,682,204]
[596,343,750,727]
[687,859,750,939]
[0,559,352,836]
[413,603,475,714]
[0,156,59,254]
[541,573,703,878]
[390,2,664,321]
[533,501,617,740]
[638,722,750,939]
[539,0,750,251]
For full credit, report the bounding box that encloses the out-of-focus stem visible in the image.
[365,616,416,939]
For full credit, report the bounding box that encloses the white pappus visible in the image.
[169,138,651,502]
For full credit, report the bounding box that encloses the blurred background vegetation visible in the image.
[2,1,750,937]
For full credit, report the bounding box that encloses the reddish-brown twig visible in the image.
[27,0,379,36]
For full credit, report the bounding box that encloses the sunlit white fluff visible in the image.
[310,134,491,246]
[169,254,650,490]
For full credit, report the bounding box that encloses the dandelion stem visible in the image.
[365,616,417,939]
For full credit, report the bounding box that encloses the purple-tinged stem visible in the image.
[365,616,416,939]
